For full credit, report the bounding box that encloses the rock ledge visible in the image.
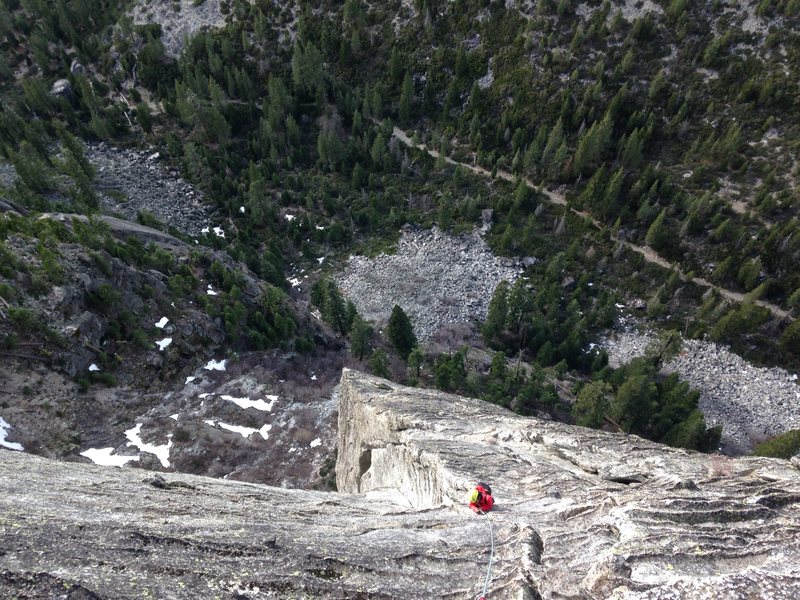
[2,369,800,599]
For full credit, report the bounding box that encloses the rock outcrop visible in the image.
[3,369,800,599]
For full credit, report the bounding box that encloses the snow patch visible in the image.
[285,214,296,222]
[125,423,172,468]
[80,447,139,467]
[0,417,24,451]
[88,363,100,372]
[309,438,322,448]
[205,420,272,440]
[204,359,227,371]
[239,206,246,214]
[289,277,302,287]
[155,317,169,329]
[207,285,219,296]
[213,226,225,238]
[170,413,180,421]
[185,376,196,385]
[155,337,173,351]
[221,395,276,412]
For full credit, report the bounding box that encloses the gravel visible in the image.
[603,329,800,454]
[336,226,523,342]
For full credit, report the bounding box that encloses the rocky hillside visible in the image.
[2,369,800,599]
[0,198,344,486]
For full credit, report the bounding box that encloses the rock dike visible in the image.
[2,370,800,599]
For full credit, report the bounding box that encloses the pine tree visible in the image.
[387,305,417,359]
[601,167,624,220]
[350,314,372,360]
[645,208,669,251]
[621,128,644,168]
[483,280,509,345]
[369,348,390,377]
[540,118,564,170]
[399,71,414,123]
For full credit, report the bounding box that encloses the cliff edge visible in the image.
[2,369,800,599]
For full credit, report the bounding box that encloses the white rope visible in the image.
[478,514,494,599]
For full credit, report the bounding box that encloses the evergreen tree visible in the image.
[350,314,372,360]
[369,348,390,377]
[399,71,414,122]
[573,381,613,427]
[408,346,424,378]
[483,280,509,345]
[645,208,669,250]
[387,304,417,359]
[541,118,564,172]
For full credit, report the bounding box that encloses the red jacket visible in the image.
[469,485,494,513]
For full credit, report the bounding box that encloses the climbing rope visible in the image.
[477,513,494,600]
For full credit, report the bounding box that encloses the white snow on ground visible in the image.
[80,447,139,467]
[207,285,219,296]
[204,420,271,440]
[204,359,227,371]
[309,438,322,448]
[199,392,213,399]
[125,423,173,468]
[201,226,210,234]
[288,277,302,287]
[185,376,196,385]
[285,214,296,222]
[213,226,225,238]
[0,417,24,451]
[310,374,317,381]
[88,363,100,372]
[239,206,246,214]
[220,395,277,412]
[170,414,180,421]
[155,337,172,351]
[155,317,169,329]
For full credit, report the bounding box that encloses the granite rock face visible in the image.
[3,369,800,599]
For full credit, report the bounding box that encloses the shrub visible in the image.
[753,430,800,459]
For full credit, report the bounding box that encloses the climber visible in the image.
[468,482,494,514]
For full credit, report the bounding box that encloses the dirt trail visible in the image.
[392,127,792,321]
